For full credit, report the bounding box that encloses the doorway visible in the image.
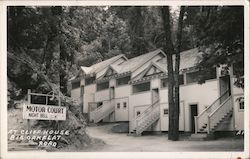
[80,85,84,113]
[110,87,115,100]
[152,88,159,104]
[219,75,231,103]
[190,104,198,133]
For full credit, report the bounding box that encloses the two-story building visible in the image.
[70,48,244,137]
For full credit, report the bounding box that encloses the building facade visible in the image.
[70,48,244,136]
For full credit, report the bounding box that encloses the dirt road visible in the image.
[85,124,244,152]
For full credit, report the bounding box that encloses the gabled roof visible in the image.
[111,49,165,74]
[154,48,201,72]
[80,66,92,74]
[132,62,167,80]
[88,54,127,74]
[103,65,118,78]
[178,48,201,70]
[76,54,127,78]
[130,48,202,84]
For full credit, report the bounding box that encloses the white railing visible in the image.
[207,96,233,134]
[195,90,230,133]
[89,100,115,123]
[132,100,160,135]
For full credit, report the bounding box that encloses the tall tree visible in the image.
[161,6,185,141]
[185,6,244,88]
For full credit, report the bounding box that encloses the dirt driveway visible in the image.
[85,124,244,152]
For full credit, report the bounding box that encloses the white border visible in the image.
[0,1,249,159]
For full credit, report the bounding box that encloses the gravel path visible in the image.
[85,124,244,152]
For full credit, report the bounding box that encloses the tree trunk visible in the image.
[161,6,185,141]
[161,6,176,140]
[173,6,185,141]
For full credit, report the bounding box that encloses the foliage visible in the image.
[186,6,244,88]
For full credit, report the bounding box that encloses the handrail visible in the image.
[136,101,160,130]
[208,96,232,118]
[197,89,229,118]
[207,96,233,134]
[135,99,160,120]
[90,100,115,123]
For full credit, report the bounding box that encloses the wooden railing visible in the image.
[89,99,115,123]
[195,90,230,133]
[129,100,160,135]
[207,96,233,134]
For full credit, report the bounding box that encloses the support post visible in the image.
[45,96,48,105]
[207,116,210,134]
[194,116,198,134]
[27,89,31,129]
[58,92,61,106]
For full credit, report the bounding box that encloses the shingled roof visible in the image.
[76,48,201,81]
[111,49,165,74]
[80,54,126,75]
[154,48,201,71]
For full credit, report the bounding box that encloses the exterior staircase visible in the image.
[191,90,233,140]
[89,100,115,123]
[130,100,160,136]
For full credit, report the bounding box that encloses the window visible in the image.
[136,111,141,116]
[179,74,184,85]
[132,82,150,93]
[123,102,127,108]
[72,81,80,89]
[205,68,217,80]
[117,103,120,109]
[163,109,168,115]
[96,81,109,91]
[239,98,244,110]
[186,71,200,84]
[117,76,131,86]
[161,78,168,88]
[85,77,95,85]
[186,68,216,84]
[161,75,183,88]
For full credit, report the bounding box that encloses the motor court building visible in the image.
[70,48,244,136]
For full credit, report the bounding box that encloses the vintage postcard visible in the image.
[0,0,249,159]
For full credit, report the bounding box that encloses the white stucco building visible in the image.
[70,48,244,136]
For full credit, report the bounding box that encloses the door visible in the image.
[152,88,159,104]
[190,104,198,133]
[219,75,231,103]
[80,86,84,113]
[110,87,115,100]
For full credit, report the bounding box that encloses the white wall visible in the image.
[159,79,219,132]
[115,85,130,121]
[115,97,129,121]
[129,91,151,131]
[233,94,244,131]
[151,78,159,89]
[83,84,96,113]
[182,80,219,132]
[95,89,110,102]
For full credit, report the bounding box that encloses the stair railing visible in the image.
[195,89,230,133]
[207,96,233,134]
[89,100,115,123]
[135,100,160,133]
[130,100,160,133]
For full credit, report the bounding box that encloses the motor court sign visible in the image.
[23,104,66,120]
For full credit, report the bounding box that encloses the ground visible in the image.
[84,123,244,152]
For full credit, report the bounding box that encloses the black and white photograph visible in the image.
[0,1,249,159]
